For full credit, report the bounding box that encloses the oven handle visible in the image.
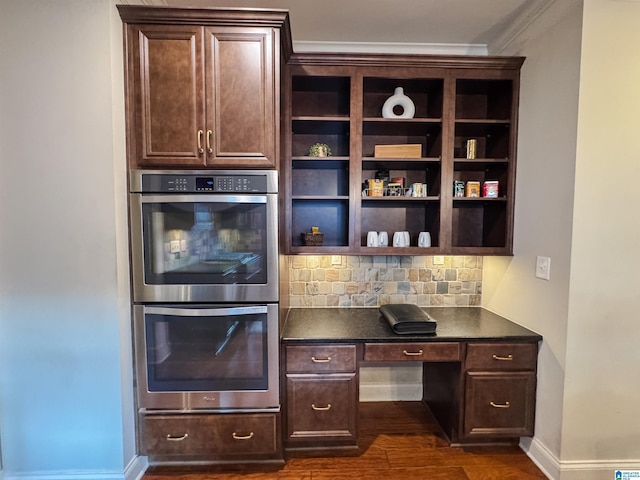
[143,305,268,317]
[137,194,267,204]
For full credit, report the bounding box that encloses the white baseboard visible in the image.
[558,460,640,480]
[1,456,148,480]
[521,436,560,479]
[124,456,147,480]
[359,383,422,402]
[522,436,640,480]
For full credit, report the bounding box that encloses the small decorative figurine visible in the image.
[308,143,331,157]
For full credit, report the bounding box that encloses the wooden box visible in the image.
[374,144,422,158]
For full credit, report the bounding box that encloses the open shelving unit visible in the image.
[283,56,523,255]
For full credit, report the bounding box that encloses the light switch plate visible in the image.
[536,256,551,280]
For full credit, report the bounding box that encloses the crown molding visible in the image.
[490,0,582,54]
[293,40,488,56]
[118,0,167,5]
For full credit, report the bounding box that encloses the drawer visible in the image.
[140,413,279,456]
[286,344,356,373]
[465,342,538,370]
[363,342,460,362]
[463,371,536,437]
[286,374,357,443]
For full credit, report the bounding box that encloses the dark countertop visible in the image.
[281,307,542,344]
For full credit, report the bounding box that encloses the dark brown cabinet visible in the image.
[282,338,537,451]
[284,55,523,254]
[462,342,537,439]
[139,412,281,461]
[119,6,289,169]
[284,344,358,449]
[463,371,536,437]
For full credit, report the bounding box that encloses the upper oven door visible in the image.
[130,192,278,303]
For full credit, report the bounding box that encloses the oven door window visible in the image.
[144,306,269,392]
[141,196,268,285]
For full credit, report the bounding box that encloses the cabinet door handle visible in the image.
[403,349,423,356]
[197,130,204,154]
[311,403,332,411]
[232,432,254,440]
[490,401,511,409]
[206,129,213,154]
[311,356,331,363]
[492,354,513,361]
[166,433,189,441]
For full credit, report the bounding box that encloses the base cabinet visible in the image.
[140,412,282,464]
[283,344,358,449]
[282,339,538,452]
[286,374,358,445]
[461,342,537,440]
[463,371,536,437]
[424,341,538,444]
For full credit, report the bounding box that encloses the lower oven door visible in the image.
[134,304,279,410]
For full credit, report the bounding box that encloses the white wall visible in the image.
[485,0,640,478]
[483,3,582,475]
[0,0,138,477]
[561,0,640,471]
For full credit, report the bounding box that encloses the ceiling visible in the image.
[160,0,564,55]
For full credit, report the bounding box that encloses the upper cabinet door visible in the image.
[120,6,289,170]
[204,27,276,168]
[131,25,206,167]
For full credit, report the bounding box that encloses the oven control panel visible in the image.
[139,172,271,193]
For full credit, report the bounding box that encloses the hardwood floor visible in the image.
[143,401,548,480]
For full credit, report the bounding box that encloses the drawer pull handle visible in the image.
[197,130,204,154]
[311,356,332,363]
[232,432,254,440]
[166,433,189,442]
[403,349,424,356]
[492,354,514,361]
[490,401,511,409]
[206,129,213,154]
[311,403,332,411]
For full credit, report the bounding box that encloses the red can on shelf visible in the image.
[483,181,499,198]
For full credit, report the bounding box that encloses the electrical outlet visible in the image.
[433,255,445,265]
[170,240,180,254]
[535,256,551,280]
[331,255,341,265]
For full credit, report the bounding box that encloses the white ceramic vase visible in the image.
[382,87,415,119]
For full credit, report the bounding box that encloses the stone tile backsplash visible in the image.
[288,255,482,307]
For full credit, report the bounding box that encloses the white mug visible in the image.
[402,231,410,247]
[378,231,388,247]
[367,231,379,247]
[418,231,431,247]
[392,232,403,247]
[393,231,409,247]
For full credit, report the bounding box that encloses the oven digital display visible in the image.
[195,177,215,191]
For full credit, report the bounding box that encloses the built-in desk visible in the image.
[281,307,542,449]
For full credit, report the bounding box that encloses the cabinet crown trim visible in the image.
[117,5,290,28]
[288,52,525,69]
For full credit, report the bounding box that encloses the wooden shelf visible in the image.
[363,117,442,123]
[361,196,440,202]
[453,197,507,202]
[292,115,350,122]
[293,195,350,200]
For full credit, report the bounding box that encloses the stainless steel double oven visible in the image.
[129,170,279,410]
